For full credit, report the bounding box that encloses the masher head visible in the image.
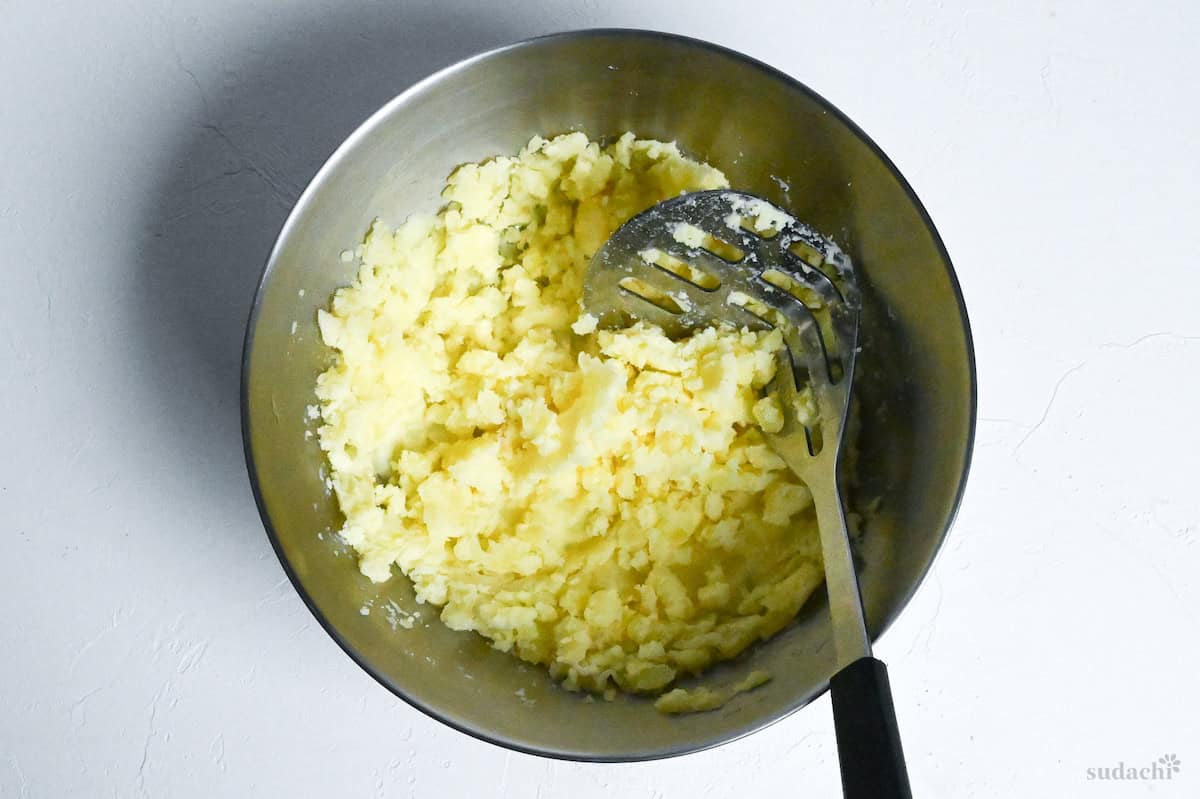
[583,189,861,469]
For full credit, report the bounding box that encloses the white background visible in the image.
[3,0,1198,796]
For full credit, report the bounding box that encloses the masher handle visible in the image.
[830,656,912,799]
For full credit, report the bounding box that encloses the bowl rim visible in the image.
[240,26,978,762]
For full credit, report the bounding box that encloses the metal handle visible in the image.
[808,480,871,671]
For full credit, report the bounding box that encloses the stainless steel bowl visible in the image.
[242,29,976,761]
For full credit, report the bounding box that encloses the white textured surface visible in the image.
[3,0,1198,796]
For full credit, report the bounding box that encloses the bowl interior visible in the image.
[243,30,975,760]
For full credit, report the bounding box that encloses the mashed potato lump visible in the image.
[315,132,824,703]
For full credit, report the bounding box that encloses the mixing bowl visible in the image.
[242,28,976,761]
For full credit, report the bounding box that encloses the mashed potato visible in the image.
[315,132,824,701]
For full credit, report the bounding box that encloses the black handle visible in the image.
[830,656,912,799]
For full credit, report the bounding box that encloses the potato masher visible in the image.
[585,189,911,799]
